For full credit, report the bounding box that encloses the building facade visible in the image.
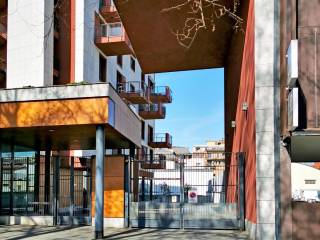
[0,0,320,239]
[0,0,173,235]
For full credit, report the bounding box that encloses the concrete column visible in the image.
[70,156,75,226]
[255,0,281,239]
[95,125,105,239]
[124,144,134,227]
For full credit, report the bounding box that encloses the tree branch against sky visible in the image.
[161,0,243,49]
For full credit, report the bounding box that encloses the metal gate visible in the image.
[55,156,92,225]
[0,155,92,225]
[130,153,245,230]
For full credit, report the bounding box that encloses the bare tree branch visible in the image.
[162,0,243,49]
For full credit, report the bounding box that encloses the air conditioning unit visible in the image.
[288,88,299,131]
[287,40,299,87]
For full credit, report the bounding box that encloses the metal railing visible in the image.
[95,22,130,42]
[151,86,171,95]
[139,103,166,114]
[117,81,149,96]
[152,133,172,144]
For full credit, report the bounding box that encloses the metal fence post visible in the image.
[124,155,131,228]
[70,156,75,226]
[53,156,60,225]
[238,153,245,231]
[180,156,185,229]
[26,157,30,215]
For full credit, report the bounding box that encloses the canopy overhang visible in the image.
[114,0,241,73]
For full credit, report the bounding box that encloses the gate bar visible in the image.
[179,156,185,229]
[238,153,245,231]
[54,156,60,225]
[26,157,30,215]
[70,156,75,226]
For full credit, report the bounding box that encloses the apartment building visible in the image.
[0,0,173,236]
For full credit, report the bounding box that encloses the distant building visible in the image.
[291,163,320,202]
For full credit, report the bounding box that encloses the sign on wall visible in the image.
[188,189,198,203]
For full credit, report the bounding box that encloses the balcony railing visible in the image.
[117,81,150,104]
[150,86,172,103]
[99,0,120,23]
[140,154,169,169]
[149,133,172,149]
[139,103,166,119]
[95,22,133,56]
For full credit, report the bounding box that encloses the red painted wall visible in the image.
[225,0,256,223]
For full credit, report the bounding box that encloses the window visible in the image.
[116,71,125,91]
[130,57,136,71]
[148,77,154,91]
[305,180,316,184]
[130,83,135,92]
[141,121,145,140]
[148,125,154,143]
[141,73,145,90]
[99,54,107,82]
[117,55,123,67]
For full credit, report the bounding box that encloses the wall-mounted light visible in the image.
[242,102,249,111]
[231,121,236,128]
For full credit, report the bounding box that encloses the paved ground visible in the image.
[0,225,249,240]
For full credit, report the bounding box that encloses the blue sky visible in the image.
[155,68,224,150]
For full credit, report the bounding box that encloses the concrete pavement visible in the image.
[0,225,249,240]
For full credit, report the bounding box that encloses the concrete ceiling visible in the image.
[114,0,240,73]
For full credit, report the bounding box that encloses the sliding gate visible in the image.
[130,153,245,230]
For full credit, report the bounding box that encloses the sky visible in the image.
[155,68,225,150]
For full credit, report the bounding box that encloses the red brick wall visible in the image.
[225,0,256,223]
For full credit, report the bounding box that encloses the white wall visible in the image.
[7,0,54,88]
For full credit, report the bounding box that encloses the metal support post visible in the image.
[180,156,185,229]
[141,177,145,201]
[44,145,51,214]
[95,125,105,239]
[124,144,134,228]
[9,144,14,215]
[53,156,60,225]
[70,156,75,226]
[26,157,30,214]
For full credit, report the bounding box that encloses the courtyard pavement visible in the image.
[0,225,249,240]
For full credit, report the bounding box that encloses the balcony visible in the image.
[140,154,167,169]
[149,133,172,149]
[99,0,120,23]
[150,86,172,104]
[95,22,133,56]
[117,81,150,104]
[139,103,166,119]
